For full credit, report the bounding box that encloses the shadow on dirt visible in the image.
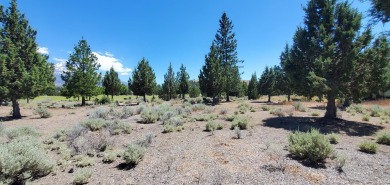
[116,163,136,170]
[262,117,384,136]
[0,116,26,122]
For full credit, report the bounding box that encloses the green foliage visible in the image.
[270,108,285,117]
[123,144,146,166]
[199,42,224,101]
[230,116,250,130]
[102,150,118,163]
[377,133,390,145]
[61,39,101,106]
[33,106,52,118]
[0,0,55,118]
[287,0,372,118]
[359,141,378,154]
[362,114,370,121]
[288,128,334,163]
[73,168,92,185]
[129,58,156,102]
[140,108,159,124]
[258,66,283,102]
[247,73,259,100]
[205,121,217,132]
[0,136,54,184]
[74,155,95,167]
[177,64,190,99]
[367,0,390,25]
[261,105,271,111]
[335,153,347,172]
[103,67,121,99]
[188,81,201,98]
[292,102,306,112]
[238,102,249,114]
[311,112,320,117]
[98,96,112,105]
[161,63,177,101]
[6,126,40,140]
[194,114,217,122]
[327,133,339,144]
[346,104,365,114]
[214,12,242,102]
[134,133,155,148]
[80,119,106,131]
[370,105,384,117]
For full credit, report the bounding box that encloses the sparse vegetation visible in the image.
[362,114,370,121]
[230,116,251,130]
[233,126,242,139]
[346,104,365,114]
[80,118,107,131]
[6,126,40,140]
[327,133,339,144]
[292,102,306,112]
[140,108,159,124]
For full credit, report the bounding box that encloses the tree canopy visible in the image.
[102,66,121,100]
[177,64,190,99]
[129,58,156,102]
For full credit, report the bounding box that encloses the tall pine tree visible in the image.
[214,12,242,102]
[177,64,190,99]
[0,0,55,118]
[130,58,156,102]
[102,66,121,100]
[162,62,177,101]
[247,73,258,100]
[61,39,101,106]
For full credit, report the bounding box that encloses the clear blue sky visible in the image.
[3,0,388,84]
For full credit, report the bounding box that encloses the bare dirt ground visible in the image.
[1,98,390,185]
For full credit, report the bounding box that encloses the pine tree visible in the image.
[177,64,190,99]
[188,80,201,98]
[366,0,390,24]
[162,63,177,101]
[130,58,156,102]
[247,73,258,100]
[0,0,55,118]
[214,12,242,102]
[289,0,372,118]
[199,42,223,105]
[102,66,121,100]
[279,44,294,101]
[61,39,101,106]
[258,66,279,102]
[368,36,390,97]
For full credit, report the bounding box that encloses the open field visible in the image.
[1,97,390,184]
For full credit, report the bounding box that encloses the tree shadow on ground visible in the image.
[262,116,384,136]
[0,116,26,122]
[116,163,136,170]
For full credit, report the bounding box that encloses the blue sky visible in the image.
[5,0,388,84]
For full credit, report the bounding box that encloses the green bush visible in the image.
[205,121,216,132]
[219,108,228,115]
[0,136,54,184]
[99,96,111,105]
[377,133,390,145]
[288,128,334,163]
[270,108,285,117]
[362,114,370,121]
[216,123,223,130]
[80,118,106,131]
[134,133,154,148]
[162,117,184,133]
[311,112,320,117]
[73,168,92,185]
[123,144,146,166]
[191,104,206,111]
[140,109,158,124]
[33,106,52,118]
[346,104,365,114]
[102,150,117,163]
[359,141,378,154]
[6,126,40,140]
[230,116,250,130]
[261,106,270,111]
[74,155,95,167]
[327,133,339,144]
[292,102,306,112]
[370,105,383,117]
[194,114,217,122]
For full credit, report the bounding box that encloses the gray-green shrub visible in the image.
[377,133,390,145]
[230,116,250,130]
[80,118,106,131]
[370,105,383,117]
[88,108,109,119]
[327,133,339,144]
[205,121,216,132]
[6,126,40,140]
[288,128,334,162]
[359,141,378,154]
[346,104,364,114]
[123,144,146,166]
[105,120,131,135]
[33,106,52,118]
[140,108,158,124]
[73,168,92,185]
[0,136,54,184]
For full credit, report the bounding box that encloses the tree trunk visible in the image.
[12,96,21,119]
[81,96,86,106]
[226,93,230,102]
[287,94,291,102]
[268,95,271,102]
[182,93,185,99]
[343,98,351,108]
[325,96,337,119]
[143,94,147,102]
[27,97,29,104]
[111,94,114,101]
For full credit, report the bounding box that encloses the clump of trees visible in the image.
[128,58,156,102]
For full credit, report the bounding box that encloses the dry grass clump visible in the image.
[358,141,378,154]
